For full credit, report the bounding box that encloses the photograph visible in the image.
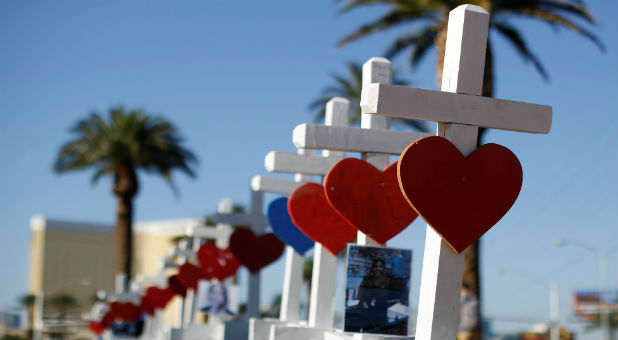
[195,280,240,319]
[344,244,412,336]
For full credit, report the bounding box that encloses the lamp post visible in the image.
[555,238,612,340]
[499,268,560,340]
[33,277,92,340]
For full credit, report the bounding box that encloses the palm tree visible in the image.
[310,61,429,132]
[336,1,602,337]
[54,107,197,290]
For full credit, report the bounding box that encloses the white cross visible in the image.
[292,57,432,247]
[248,172,313,340]
[360,5,552,340]
[264,97,350,336]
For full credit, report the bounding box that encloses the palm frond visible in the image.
[384,26,439,68]
[492,21,549,80]
[338,9,428,47]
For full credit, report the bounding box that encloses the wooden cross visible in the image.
[264,97,350,335]
[293,57,431,247]
[252,172,310,322]
[248,172,313,340]
[360,5,552,339]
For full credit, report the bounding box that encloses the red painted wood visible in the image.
[324,158,418,244]
[398,136,522,253]
[196,242,240,281]
[144,286,175,309]
[177,262,207,291]
[229,227,285,273]
[89,321,105,335]
[168,274,187,298]
[288,182,357,255]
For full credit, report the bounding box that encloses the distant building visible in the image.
[28,215,203,334]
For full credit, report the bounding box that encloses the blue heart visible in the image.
[267,197,314,255]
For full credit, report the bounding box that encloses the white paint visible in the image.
[361,84,552,133]
[293,124,431,155]
[265,150,343,175]
[357,57,393,248]
[250,175,304,195]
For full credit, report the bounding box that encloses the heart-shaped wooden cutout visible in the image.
[324,158,418,244]
[267,197,314,255]
[229,227,285,273]
[177,262,207,290]
[89,321,105,335]
[398,136,522,253]
[144,286,174,309]
[168,275,187,297]
[288,182,357,255]
[139,297,155,316]
[196,242,240,281]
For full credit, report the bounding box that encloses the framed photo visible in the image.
[344,244,412,335]
[195,280,240,319]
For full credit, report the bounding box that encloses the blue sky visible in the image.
[0,1,616,337]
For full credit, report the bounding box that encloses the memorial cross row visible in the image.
[360,5,552,340]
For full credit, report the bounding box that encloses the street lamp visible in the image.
[498,268,560,340]
[555,238,613,340]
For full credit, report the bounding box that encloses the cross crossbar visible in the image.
[361,84,552,133]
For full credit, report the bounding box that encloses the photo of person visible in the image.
[195,280,240,319]
[344,245,412,336]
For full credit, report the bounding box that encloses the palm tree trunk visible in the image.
[115,194,133,290]
[113,165,138,291]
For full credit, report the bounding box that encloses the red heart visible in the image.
[177,262,207,290]
[144,286,175,309]
[139,297,155,316]
[324,158,418,244]
[109,301,141,322]
[398,136,522,253]
[89,321,104,335]
[196,243,240,281]
[168,275,187,297]
[229,227,284,273]
[288,182,357,255]
[101,311,113,328]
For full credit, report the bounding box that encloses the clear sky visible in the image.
[0,1,616,338]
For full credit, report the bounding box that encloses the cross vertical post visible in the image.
[280,149,315,322]
[247,190,265,319]
[308,97,349,329]
[358,57,392,247]
[415,5,488,340]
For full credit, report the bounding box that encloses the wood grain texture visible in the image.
[324,158,418,244]
[287,182,357,255]
[398,136,522,253]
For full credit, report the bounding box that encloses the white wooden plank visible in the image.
[293,124,432,155]
[415,5,487,340]
[208,212,268,229]
[279,247,304,322]
[188,225,233,240]
[323,97,349,158]
[265,150,343,175]
[358,57,392,247]
[250,318,287,340]
[269,324,327,340]
[308,243,337,329]
[248,190,265,319]
[250,175,304,195]
[361,83,552,134]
